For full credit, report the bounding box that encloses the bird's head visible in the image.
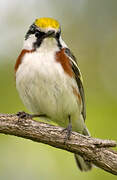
[24,17,62,50]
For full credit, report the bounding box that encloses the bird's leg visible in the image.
[62,115,72,142]
[17,111,47,119]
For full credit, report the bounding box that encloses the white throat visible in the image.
[37,38,59,53]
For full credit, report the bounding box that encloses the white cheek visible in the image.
[23,35,36,50]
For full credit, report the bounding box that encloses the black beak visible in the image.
[33,30,56,49]
[45,30,56,38]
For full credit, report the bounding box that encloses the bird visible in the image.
[15,17,92,171]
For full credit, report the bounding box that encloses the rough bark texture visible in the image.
[0,113,117,175]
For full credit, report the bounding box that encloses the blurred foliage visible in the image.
[0,0,117,180]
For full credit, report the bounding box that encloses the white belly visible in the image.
[16,50,82,129]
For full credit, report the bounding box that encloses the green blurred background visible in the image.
[0,0,117,179]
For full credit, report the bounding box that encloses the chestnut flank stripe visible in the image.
[15,49,35,72]
[56,48,73,77]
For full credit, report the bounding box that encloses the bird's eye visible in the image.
[30,28,35,34]
[25,25,36,40]
[29,25,35,34]
[35,31,45,38]
[35,31,40,38]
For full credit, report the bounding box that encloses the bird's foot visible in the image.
[62,115,72,143]
[17,111,47,120]
[17,111,32,119]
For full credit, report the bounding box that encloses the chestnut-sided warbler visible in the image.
[15,17,92,171]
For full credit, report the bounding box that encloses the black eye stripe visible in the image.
[30,26,35,32]
[25,25,36,40]
[35,30,45,38]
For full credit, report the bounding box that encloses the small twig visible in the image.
[0,113,117,175]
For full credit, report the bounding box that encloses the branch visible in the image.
[0,114,117,175]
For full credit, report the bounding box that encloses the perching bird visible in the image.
[15,17,92,171]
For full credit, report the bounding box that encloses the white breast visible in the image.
[16,38,81,127]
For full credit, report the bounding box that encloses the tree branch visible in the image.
[0,114,117,175]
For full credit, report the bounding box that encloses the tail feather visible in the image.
[74,154,92,171]
[74,127,92,171]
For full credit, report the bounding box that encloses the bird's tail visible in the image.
[74,127,92,171]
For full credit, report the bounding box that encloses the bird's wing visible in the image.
[65,48,86,121]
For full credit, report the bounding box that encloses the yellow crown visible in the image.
[34,17,60,30]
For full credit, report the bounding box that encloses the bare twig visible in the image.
[0,113,117,175]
